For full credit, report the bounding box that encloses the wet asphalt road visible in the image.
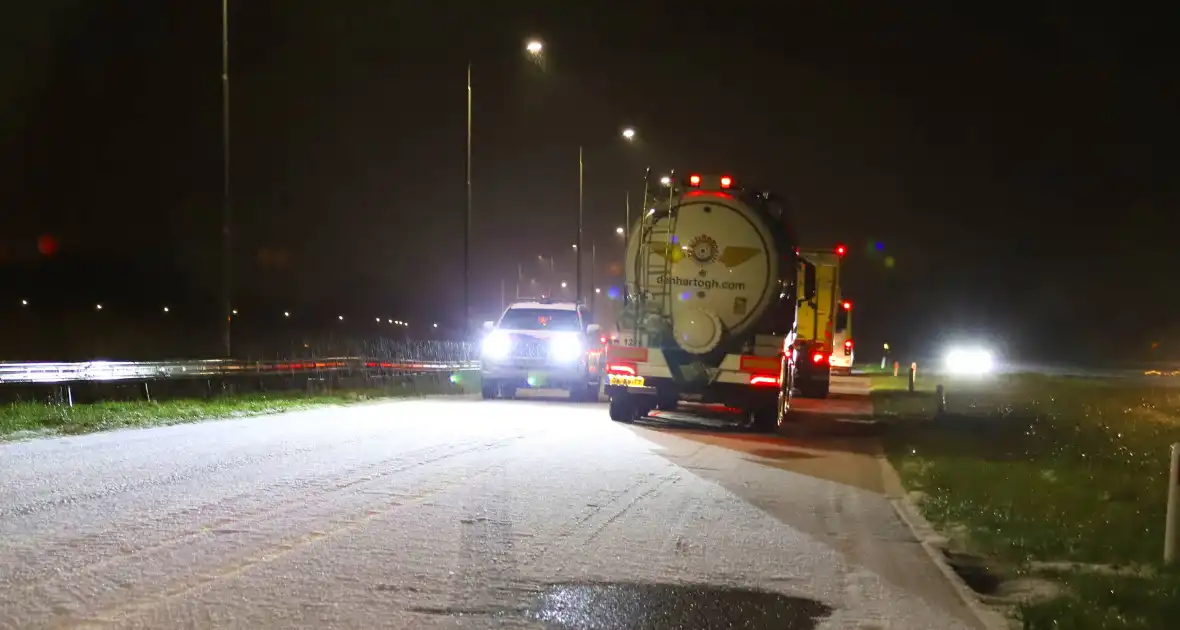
[1,387,983,629]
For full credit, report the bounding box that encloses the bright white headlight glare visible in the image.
[944,348,994,375]
[549,333,584,362]
[481,331,511,359]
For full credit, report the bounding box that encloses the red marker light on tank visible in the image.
[719,176,732,188]
[836,244,846,256]
[688,174,701,186]
[842,301,851,310]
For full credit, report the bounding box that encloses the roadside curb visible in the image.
[876,452,1012,630]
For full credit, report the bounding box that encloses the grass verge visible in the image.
[1,373,478,440]
[875,372,1180,629]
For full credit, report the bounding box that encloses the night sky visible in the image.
[2,2,1177,361]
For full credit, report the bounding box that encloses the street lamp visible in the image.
[615,226,624,235]
[163,307,170,313]
[338,315,344,321]
[96,304,103,311]
[526,39,543,55]
[659,176,671,186]
[284,311,290,318]
[561,281,568,289]
[621,127,636,141]
[20,299,27,306]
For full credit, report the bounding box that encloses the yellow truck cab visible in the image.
[792,246,846,397]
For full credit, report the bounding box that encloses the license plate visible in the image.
[608,374,645,387]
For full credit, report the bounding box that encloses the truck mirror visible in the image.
[482,320,495,332]
[801,262,817,302]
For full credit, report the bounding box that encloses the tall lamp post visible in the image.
[462,39,544,336]
[220,0,233,357]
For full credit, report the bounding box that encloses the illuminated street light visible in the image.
[595,287,601,294]
[433,323,439,328]
[20,299,27,306]
[163,307,170,313]
[232,309,238,315]
[388,319,393,324]
[571,244,577,250]
[615,226,624,235]
[561,281,568,289]
[621,127,636,141]
[338,315,344,321]
[284,311,290,318]
[659,176,671,186]
[95,304,103,311]
[525,39,543,55]
[376,317,381,323]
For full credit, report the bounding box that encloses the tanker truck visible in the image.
[604,172,817,431]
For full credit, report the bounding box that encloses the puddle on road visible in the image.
[527,581,832,629]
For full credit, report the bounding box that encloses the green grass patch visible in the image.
[877,373,1180,628]
[1,373,478,440]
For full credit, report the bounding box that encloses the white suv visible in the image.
[479,301,602,401]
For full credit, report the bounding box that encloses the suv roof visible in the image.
[506,301,580,312]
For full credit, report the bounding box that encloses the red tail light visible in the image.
[811,352,827,364]
[688,174,701,186]
[607,363,636,376]
[600,335,608,344]
[842,301,851,310]
[836,244,846,256]
[719,175,732,188]
[844,340,853,348]
[749,375,779,386]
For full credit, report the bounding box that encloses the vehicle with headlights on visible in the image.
[479,301,603,401]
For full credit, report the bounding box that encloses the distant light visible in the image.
[402,321,409,326]
[842,301,852,310]
[525,39,543,54]
[945,348,995,376]
[874,241,885,252]
[232,309,238,315]
[433,322,439,328]
[719,175,732,188]
[688,174,701,186]
[376,317,381,322]
[659,176,671,186]
[561,281,568,288]
[20,299,28,306]
[95,304,103,311]
[388,319,393,324]
[883,343,890,351]
[595,288,601,294]
[836,244,847,256]
[615,226,624,235]
[338,315,344,321]
[571,244,577,250]
[284,311,290,317]
[621,127,636,140]
[395,320,402,325]
[163,307,170,313]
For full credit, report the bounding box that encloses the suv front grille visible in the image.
[511,336,547,359]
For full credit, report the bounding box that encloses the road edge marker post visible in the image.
[908,362,917,393]
[1166,442,1180,564]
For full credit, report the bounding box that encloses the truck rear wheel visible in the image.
[748,406,778,433]
[609,393,638,423]
[798,378,830,399]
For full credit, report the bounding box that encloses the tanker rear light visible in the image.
[719,175,733,189]
[688,174,701,187]
[842,300,852,310]
[811,352,827,364]
[749,374,779,387]
[606,363,637,376]
[836,244,847,256]
[844,339,853,356]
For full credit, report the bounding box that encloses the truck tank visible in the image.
[623,174,798,359]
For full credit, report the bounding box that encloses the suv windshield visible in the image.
[499,308,581,332]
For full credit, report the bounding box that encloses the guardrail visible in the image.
[0,357,481,385]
